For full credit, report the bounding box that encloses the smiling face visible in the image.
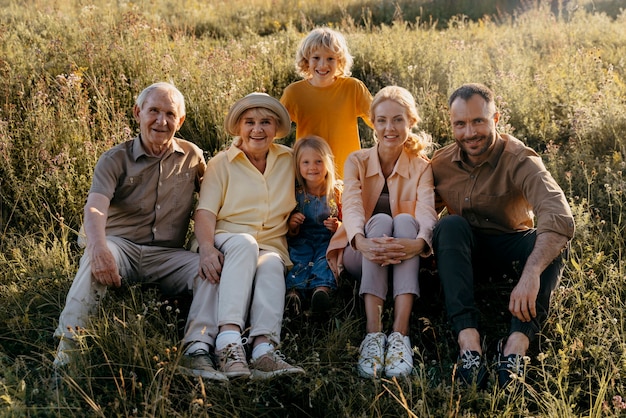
[298,146,328,191]
[133,88,185,157]
[373,99,412,151]
[237,108,278,156]
[450,93,500,166]
[307,47,338,87]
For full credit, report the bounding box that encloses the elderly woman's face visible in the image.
[237,108,277,155]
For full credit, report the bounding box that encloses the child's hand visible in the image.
[288,212,305,235]
[324,216,339,233]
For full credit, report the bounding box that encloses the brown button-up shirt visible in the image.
[431,133,574,238]
[89,136,206,248]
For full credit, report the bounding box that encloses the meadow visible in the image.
[1,0,625,416]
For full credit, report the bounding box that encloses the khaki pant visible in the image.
[55,236,219,346]
[214,232,286,344]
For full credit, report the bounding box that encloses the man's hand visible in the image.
[90,245,122,287]
[509,274,539,322]
[509,231,569,322]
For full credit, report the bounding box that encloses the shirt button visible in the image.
[158,182,162,187]
[464,197,469,201]
[152,227,157,233]
[156,204,161,210]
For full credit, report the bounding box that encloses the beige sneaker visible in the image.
[216,343,251,379]
[250,350,305,380]
[178,350,228,382]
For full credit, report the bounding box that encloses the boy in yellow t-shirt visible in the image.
[280,27,373,178]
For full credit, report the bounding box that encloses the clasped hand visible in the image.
[355,234,426,267]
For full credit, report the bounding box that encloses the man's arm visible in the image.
[84,192,122,287]
[509,231,569,322]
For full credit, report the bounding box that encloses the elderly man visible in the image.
[53,82,225,382]
[431,83,575,389]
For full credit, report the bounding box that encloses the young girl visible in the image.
[326,86,437,378]
[280,27,373,178]
[286,136,342,316]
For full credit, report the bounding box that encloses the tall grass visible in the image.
[1,0,625,416]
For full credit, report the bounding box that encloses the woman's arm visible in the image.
[194,209,224,284]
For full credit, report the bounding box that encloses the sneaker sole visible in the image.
[250,367,304,380]
[178,365,229,382]
[222,369,252,379]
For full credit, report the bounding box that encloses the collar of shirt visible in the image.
[451,133,507,170]
[131,135,184,161]
[365,144,412,179]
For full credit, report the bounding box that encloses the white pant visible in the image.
[214,232,286,344]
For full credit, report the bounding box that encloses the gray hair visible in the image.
[135,82,186,116]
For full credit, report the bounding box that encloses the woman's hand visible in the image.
[353,234,404,266]
[199,245,224,284]
[324,216,339,233]
[355,234,427,266]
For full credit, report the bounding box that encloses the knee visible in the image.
[393,213,419,237]
[225,233,259,256]
[433,215,471,246]
[365,213,393,237]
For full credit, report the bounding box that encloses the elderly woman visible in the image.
[193,93,304,380]
[327,86,437,378]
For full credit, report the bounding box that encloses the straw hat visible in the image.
[224,93,291,139]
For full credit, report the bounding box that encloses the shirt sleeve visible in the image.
[518,154,575,239]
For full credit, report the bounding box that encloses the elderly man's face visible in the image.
[133,89,185,157]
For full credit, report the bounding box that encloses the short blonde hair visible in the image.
[370,86,432,158]
[295,27,353,78]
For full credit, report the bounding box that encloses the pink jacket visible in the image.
[326,144,437,278]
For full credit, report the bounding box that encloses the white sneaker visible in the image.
[385,332,413,377]
[53,338,75,368]
[357,332,386,378]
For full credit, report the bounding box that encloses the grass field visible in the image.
[1,0,625,416]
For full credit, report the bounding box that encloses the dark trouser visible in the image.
[433,215,566,342]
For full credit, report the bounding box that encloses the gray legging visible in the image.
[343,213,422,300]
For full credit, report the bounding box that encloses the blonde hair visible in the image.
[293,135,337,201]
[295,27,353,78]
[370,86,432,158]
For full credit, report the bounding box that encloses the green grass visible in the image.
[1,0,626,416]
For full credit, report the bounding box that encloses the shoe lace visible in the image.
[269,350,287,361]
[362,335,384,358]
[504,355,523,375]
[225,341,247,363]
[387,336,406,356]
[461,350,482,370]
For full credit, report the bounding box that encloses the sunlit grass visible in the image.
[1,0,625,416]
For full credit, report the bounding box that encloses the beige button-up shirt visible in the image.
[89,136,205,248]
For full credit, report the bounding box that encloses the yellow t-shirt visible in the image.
[280,77,373,178]
[196,142,296,266]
